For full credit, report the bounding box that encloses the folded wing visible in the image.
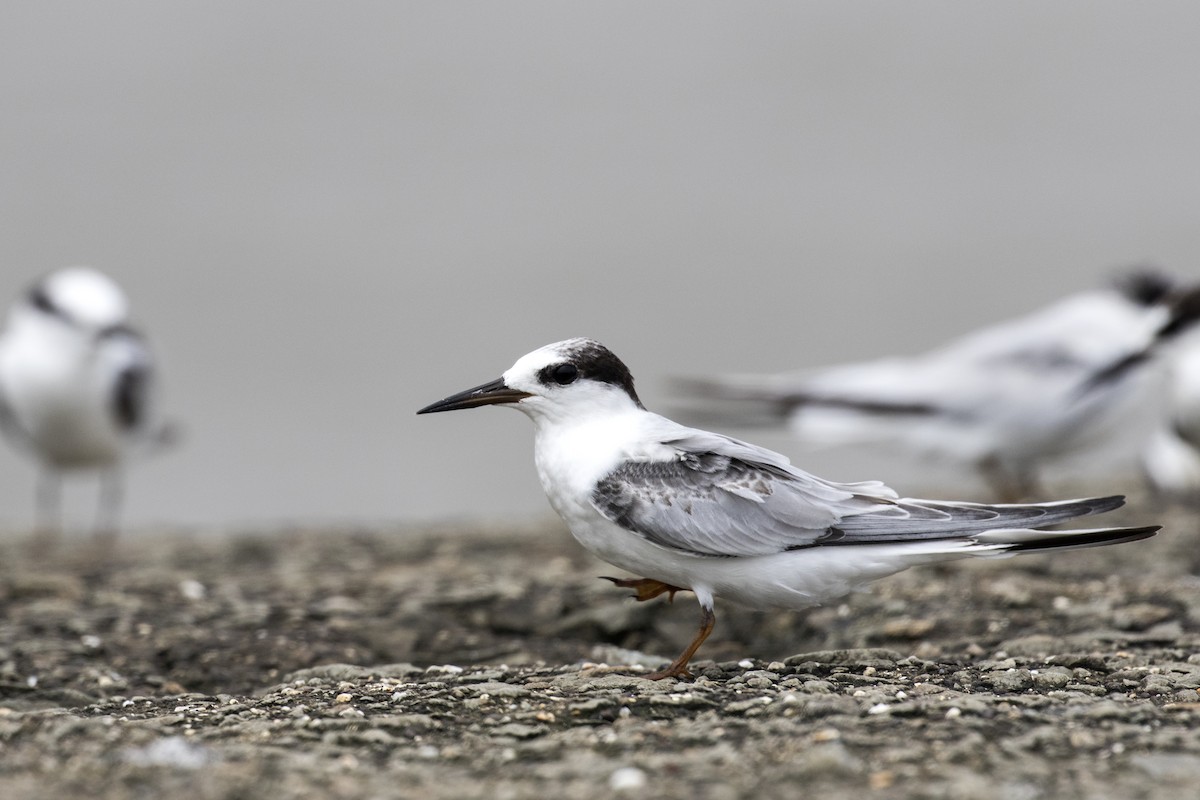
[592,427,1135,557]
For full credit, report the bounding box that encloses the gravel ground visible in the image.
[2,490,1200,798]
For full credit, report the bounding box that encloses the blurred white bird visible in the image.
[1141,333,1200,499]
[0,267,169,543]
[419,338,1157,679]
[677,271,1200,501]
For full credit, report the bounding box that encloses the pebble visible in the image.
[467,682,528,698]
[489,723,547,740]
[985,669,1033,692]
[426,665,465,675]
[178,580,207,602]
[1141,674,1176,695]
[1031,670,1072,690]
[609,766,648,792]
[724,697,774,714]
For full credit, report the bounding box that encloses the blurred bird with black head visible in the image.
[0,267,173,546]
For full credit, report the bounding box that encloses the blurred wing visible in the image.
[0,356,35,452]
[680,289,1164,421]
[112,363,151,430]
[0,377,19,441]
[98,325,155,432]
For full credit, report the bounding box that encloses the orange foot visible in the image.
[646,605,716,681]
[646,662,695,681]
[601,576,688,603]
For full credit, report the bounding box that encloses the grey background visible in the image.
[1,2,1198,532]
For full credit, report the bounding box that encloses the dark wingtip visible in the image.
[1159,284,1200,340]
[1112,266,1176,306]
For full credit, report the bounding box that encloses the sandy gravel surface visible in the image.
[2,492,1200,798]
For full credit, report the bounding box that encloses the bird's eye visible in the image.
[551,363,578,385]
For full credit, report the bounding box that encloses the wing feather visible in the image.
[591,426,1126,557]
[98,325,155,432]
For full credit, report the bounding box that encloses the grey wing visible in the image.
[112,363,152,430]
[591,428,1127,557]
[99,326,155,432]
[591,426,902,557]
[0,375,20,442]
[0,364,36,452]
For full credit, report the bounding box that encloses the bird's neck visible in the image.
[531,408,652,497]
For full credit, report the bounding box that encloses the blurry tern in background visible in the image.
[1142,334,1200,499]
[677,271,1200,501]
[0,267,173,544]
[419,337,1158,680]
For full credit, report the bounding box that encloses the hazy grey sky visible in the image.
[1,2,1198,532]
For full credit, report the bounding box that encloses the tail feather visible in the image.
[975,525,1160,555]
[835,495,1129,541]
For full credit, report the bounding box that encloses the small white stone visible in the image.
[122,736,211,769]
[738,659,754,668]
[609,766,648,792]
[179,580,207,601]
[425,664,464,675]
[867,703,891,715]
[945,707,962,719]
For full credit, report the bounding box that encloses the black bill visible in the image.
[417,378,533,414]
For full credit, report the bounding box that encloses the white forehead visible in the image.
[503,338,590,380]
[42,266,129,325]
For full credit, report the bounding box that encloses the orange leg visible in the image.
[646,605,716,681]
[601,576,687,603]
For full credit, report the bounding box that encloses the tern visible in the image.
[418,338,1158,680]
[1142,334,1200,499]
[0,267,167,542]
[676,271,1200,501]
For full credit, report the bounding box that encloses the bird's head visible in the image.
[417,337,645,422]
[21,267,130,332]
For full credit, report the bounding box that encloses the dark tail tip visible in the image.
[1009,525,1160,554]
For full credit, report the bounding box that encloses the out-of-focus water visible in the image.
[1,2,1198,532]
